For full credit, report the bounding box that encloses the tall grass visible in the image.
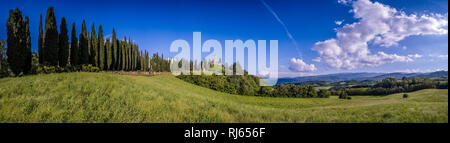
[0,72,447,123]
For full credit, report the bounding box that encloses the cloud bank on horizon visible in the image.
[289,0,448,72]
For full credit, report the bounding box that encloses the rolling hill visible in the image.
[0,72,448,123]
[277,71,448,84]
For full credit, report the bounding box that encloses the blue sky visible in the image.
[0,0,448,77]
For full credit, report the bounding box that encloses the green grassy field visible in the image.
[0,72,447,123]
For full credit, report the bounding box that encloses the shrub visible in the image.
[318,89,331,98]
[37,65,58,74]
[403,94,408,98]
[81,64,100,72]
[338,90,349,99]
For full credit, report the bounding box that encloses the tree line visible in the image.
[176,62,330,98]
[3,7,169,76]
[330,77,448,96]
[38,7,151,72]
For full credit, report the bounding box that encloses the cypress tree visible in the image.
[125,39,128,70]
[139,51,144,71]
[6,9,19,74]
[130,39,133,70]
[125,40,128,70]
[58,17,69,67]
[87,31,91,64]
[106,38,112,70]
[90,24,98,66]
[112,28,117,70]
[128,38,132,70]
[6,9,29,75]
[43,7,59,66]
[24,16,32,73]
[98,25,104,70]
[133,44,137,70]
[146,51,149,71]
[144,51,147,71]
[122,37,127,70]
[132,43,136,70]
[70,23,79,66]
[117,40,122,70]
[79,20,89,65]
[135,44,139,70]
[38,14,44,64]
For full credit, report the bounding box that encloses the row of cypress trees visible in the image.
[38,7,151,71]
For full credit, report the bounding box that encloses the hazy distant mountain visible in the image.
[277,71,448,85]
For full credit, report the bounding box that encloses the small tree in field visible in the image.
[403,94,409,99]
[339,90,351,100]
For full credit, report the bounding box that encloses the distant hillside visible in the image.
[277,71,448,85]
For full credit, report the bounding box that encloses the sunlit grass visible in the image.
[0,72,447,123]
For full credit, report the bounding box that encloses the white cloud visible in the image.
[408,54,423,58]
[289,58,317,72]
[437,54,448,59]
[402,46,407,50]
[312,0,448,70]
[312,57,321,62]
[338,0,352,4]
[335,20,344,25]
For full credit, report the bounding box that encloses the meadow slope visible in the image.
[0,72,447,123]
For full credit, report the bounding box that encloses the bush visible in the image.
[318,89,331,98]
[403,94,408,98]
[37,65,58,74]
[81,64,100,72]
[36,64,101,74]
[338,90,349,99]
